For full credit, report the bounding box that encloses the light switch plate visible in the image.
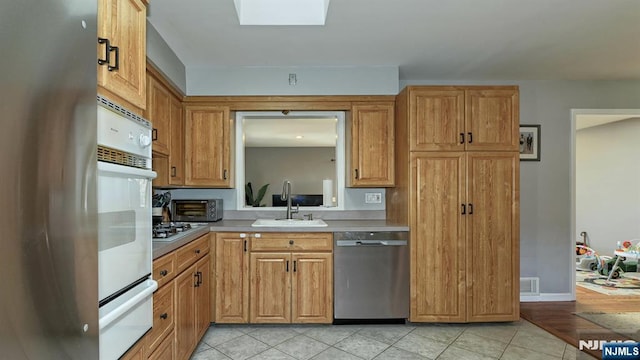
[365,192,382,204]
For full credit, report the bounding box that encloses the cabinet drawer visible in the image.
[146,284,174,356]
[153,252,177,288]
[251,233,332,251]
[148,330,174,360]
[176,234,210,274]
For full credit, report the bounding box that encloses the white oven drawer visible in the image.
[99,279,157,360]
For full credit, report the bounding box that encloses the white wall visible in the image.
[146,21,187,93]
[576,119,640,255]
[187,66,399,95]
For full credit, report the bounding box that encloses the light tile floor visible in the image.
[190,319,598,360]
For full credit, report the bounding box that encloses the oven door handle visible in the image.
[97,161,157,180]
[98,279,158,330]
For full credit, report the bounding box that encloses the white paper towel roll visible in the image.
[322,179,333,207]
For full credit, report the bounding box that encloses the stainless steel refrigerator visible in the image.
[0,0,99,359]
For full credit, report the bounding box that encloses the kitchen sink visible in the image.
[251,218,328,227]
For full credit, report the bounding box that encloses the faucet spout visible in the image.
[281,180,298,219]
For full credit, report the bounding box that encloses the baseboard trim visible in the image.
[520,293,574,302]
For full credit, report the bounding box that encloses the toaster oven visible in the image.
[171,199,223,222]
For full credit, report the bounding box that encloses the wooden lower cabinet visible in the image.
[215,233,250,323]
[127,233,211,360]
[409,152,519,322]
[147,332,174,360]
[249,233,333,324]
[175,250,210,360]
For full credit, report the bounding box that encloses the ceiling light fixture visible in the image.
[233,0,330,26]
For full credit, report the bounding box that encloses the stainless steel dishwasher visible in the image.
[333,231,409,321]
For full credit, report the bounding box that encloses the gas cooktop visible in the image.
[152,222,194,240]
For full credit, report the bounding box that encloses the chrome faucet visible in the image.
[281,180,299,219]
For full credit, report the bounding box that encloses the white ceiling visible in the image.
[147,0,640,80]
[244,117,337,147]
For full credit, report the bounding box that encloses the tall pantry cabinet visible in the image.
[388,86,520,323]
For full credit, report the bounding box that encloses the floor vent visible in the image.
[520,277,540,295]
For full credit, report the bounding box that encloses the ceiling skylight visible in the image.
[233,0,330,25]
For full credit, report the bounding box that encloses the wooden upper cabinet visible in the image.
[410,89,465,152]
[97,0,147,111]
[465,89,519,151]
[348,103,395,187]
[406,86,518,152]
[147,75,171,155]
[169,96,185,185]
[184,106,232,187]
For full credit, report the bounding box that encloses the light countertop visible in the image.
[152,219,409,259]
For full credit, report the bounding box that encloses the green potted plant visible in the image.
[245,182,269,207]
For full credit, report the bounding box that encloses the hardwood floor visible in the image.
[520,284,640,359]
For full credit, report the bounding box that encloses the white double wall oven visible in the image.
[96,97,157,360]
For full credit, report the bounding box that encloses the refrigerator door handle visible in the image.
[99,280,158,330]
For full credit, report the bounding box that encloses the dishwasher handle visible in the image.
[336,240,407,247]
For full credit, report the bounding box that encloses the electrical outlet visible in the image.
[365,192,382,204]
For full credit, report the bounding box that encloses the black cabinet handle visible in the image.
[160,313,168,320]
[286,260,289,272]
[468,132,473,143]
[197,271,203,286]
[108,45,119,71]
[160,269,168,276]
[223,169,228,180]
[460,133,465,144]
[195,249,201,254]
[293,260,297,272]
[354,169,359,179]
[194,273,199,287]
[468,203,473,214]
[97,38,110,66]
[152,128,158,141]
[171,166,176,177]
[289,240,294,245]
[461,204,466,215]
[244,239,247,252]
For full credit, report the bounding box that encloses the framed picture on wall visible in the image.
[519,125,541,161]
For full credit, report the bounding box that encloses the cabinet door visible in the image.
[410,88,465,152]
[291,253,333,323]
[466,152,519,322]
[195,255,211,340]
[215,233,249,323]
[250,253,291,323]
[465,89,519,151]
[410,152,466,322]
[97,0,147,110]
[169,96,185,185]
[152,154,170,188]
[185,106,232,187]
[175,264,196,360]
[147,74,171,155]
[349,103,395,187]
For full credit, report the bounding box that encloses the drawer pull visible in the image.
[160,270,168,276]
[289,240,294,245]
[160,313,168,320]
[195,249,201,254]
